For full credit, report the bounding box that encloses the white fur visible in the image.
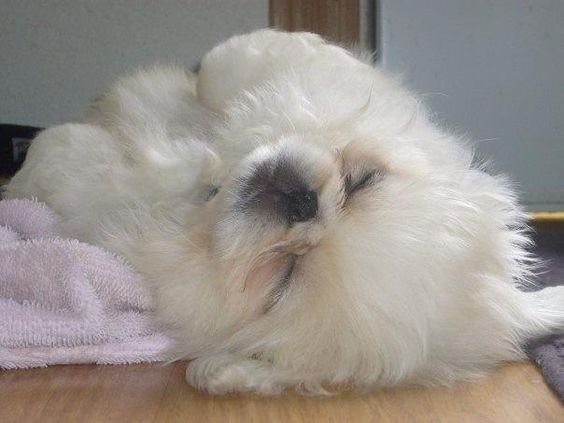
[5,30,563,394]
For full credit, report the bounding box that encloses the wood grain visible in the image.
[270,0,360,44]
[1,362,562,422]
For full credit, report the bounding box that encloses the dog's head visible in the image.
[170,31,523,391]
[196,118,518,392]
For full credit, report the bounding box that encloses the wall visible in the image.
[377,0,564,211]
[0,0,268,127]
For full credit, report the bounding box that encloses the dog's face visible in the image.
[211,131,387,310]
[193,119,439,382]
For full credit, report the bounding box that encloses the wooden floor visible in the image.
[0,361,561,422]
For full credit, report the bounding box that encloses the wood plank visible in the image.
[270,0,360,44]
[1,362,562,422]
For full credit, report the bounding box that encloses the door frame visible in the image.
[269,0,374,48]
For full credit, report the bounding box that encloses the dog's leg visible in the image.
[197,29,325,111]
[186,354,296,395]
[3,123,118,208]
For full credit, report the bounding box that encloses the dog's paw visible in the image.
[186,355,285,395]
[197,29,324,111]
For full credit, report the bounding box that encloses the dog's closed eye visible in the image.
[339,141,387,205]
[342,167,384,205]
[344,170,378,196]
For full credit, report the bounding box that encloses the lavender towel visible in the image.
[0,199,173,368]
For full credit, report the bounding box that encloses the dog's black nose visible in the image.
[286,190,318,222]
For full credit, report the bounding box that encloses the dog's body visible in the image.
[5,30,564,394]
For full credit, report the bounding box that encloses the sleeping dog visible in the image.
[6,30,563,394]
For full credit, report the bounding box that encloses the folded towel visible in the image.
[526,228,564,401]
[0,199,172,368]
[527,335,564,400]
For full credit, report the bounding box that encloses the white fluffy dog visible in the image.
[5,30,563,394]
